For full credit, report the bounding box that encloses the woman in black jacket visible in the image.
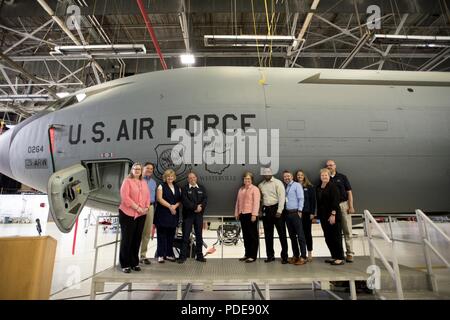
[295,170,316,262]
[316,168,345,265]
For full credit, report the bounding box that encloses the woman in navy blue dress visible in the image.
[154,169,181,263]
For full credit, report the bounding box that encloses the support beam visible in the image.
[339,31,371,69]
[353,0,363,37]
[290,13,300,37]
[302,14,393,51]
[179,0,190,52]
[288,0,320,56]
[37,0,105,81]
[314,14,385,56]
[0,83,81,88]
[0,24,56,47]
[48,54,84,85]
[0,67,18,95]
[0,94,54,102]
[0,0,441,17]
[8,51,447,61]
[418,48,450,71]
[442,0,450,25]
[0,50,57,98]
[285,12,299,66]
[4,19,54,54]
[378,14,409,70]
[36,0,82,46]
[91,62,101,85]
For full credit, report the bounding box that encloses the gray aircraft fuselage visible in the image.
[0,67,449,232]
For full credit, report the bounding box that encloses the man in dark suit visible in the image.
[178,172,208,263]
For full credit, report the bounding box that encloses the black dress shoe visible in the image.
[281,259,288,264]
[239,256,248,261]
[264,257,275,263]
[177,258,186,264]
[131,266,141,271]
[245,258,256,263]
[196,257,207,262]
[122,267,131,273]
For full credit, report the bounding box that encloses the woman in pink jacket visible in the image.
[118,162,150,273]
[234,171,261,263]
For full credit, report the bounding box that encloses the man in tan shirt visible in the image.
[326,160,355,262]
[258,168,288,264]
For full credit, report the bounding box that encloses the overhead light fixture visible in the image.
[51,44,147,56]
[371,34,450,46]
[56,92,70,98]
[204,35,295,47]
[180,54,195,65]
[398,43,450,48]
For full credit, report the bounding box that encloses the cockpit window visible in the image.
[45,95,78,112]
[45,82,132,113]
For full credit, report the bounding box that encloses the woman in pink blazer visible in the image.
[118,162,150,273]
[234,171,261,263]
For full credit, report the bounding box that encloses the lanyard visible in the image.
[286,182,293,197]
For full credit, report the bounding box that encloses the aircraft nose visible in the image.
[0,128,13,179]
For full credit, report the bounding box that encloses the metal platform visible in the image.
[91,256,377,300]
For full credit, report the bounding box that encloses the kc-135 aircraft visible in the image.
[0,67,449,233]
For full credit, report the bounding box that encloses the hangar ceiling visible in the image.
[0,0,449,122]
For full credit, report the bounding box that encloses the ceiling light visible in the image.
[56,92,70,98]
[51,44,147,56]
[180,54,195,65]
[371,34,450,46]
[204,35,295,47]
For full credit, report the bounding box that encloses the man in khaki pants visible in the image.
[140,162,157,264]
[326,160,355,262]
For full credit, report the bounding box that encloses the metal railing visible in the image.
[91,213,369,276]
[92,215,120,275]
[416,209,450,293]
[364,209,404,299]
[92,214,241,274]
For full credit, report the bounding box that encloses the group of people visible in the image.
[118,162,207,273]
[118,159,355,273]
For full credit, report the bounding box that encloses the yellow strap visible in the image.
[251,0,262,68]
[264,0,271,36]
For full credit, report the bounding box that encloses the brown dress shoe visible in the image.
[346,255,354,263]
[294,258,306,265]
[288,257,299,264]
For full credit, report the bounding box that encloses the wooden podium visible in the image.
[0,236,57,300]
